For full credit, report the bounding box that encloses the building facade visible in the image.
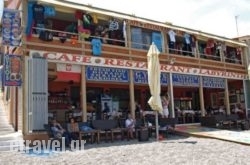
[1,0,249,138]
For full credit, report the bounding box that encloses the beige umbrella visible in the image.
[147,42,163,141]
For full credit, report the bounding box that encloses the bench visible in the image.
[200,114,249,130]
[92,120,123,142]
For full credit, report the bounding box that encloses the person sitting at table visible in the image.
[218,105,226,114]
[233,104,244,118]
[125,113,135,140]
[51,119,71,147]
[67,117,79,140]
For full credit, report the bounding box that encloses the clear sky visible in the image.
[65,0,250,39]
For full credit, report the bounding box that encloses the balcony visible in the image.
[23,29,247,75]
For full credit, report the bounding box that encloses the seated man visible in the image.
[125,113,135,140]
[51,119,71,147]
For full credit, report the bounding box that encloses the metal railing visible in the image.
[26,27,244,67]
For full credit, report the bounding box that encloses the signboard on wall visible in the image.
[86,66,129,82]
[202,77,225,88]
[2,9,22,46]
[56,63,81,73]
[4,54,22,86]
[172,73,199,87]
[29,50,247,80]
[134,70,168,85]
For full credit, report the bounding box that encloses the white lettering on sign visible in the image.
[29,50,247,80]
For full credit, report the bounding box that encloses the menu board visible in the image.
[172,73,199,87]
[2,9,22,46]
[134,70,168,85]
[202,77,225,88]
[4,54,22,86]
[86,66,129,82]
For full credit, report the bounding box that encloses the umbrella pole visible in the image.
[155,111,159,141]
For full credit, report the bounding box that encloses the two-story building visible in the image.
[1,0,249,139]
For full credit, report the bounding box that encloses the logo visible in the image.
[8,138,86,155]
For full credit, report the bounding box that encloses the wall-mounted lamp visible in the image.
[170,58,176,65]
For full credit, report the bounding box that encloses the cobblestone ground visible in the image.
[0,136,250,165]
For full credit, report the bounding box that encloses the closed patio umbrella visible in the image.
[147,42,163,141]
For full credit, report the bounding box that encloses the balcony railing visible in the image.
[23,27,246,73]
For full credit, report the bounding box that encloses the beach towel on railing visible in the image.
[91,38,102,56]
[152,32,162,52]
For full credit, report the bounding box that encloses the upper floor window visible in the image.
[131,27,162,51]
[225,46,241,64]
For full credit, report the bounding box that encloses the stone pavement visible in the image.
[0,93,23,151]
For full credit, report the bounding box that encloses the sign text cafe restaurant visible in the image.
[29,50,247,124]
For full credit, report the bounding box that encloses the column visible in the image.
[225,79,230,115]
[81,66,87,122]
[129,70,135,119]
[169,73,175,118]
[199,76,205,116]
[22,0,28,134]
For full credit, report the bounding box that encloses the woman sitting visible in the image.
[67,118,79,140]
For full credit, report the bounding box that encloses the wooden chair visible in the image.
[78,122,99,144]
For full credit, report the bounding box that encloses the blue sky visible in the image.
[66,0,250,39]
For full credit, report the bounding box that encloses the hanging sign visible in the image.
[202,77,225,88]
[2,9,22,46]
[4,54,22,86]
[172,73,199,87]
[86,66,129,82]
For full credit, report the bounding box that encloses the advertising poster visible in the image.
[2,9,22,46]
[101,97,112,113]
[4,54,22,86]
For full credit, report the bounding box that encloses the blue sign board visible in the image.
[133,70,168,85]
[202,77,225,88]
[172,74,199,87]
[4,54,22,86]
[2,9,22,46]
[86,66,129,82]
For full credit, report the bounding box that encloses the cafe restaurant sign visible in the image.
[29,50,247,80]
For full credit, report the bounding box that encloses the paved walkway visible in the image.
[175,124,250,145]
[0,93,23,151]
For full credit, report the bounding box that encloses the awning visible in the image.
[55,71,81,82]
